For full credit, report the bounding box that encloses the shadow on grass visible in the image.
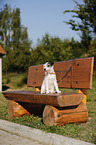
[2,85,10,91]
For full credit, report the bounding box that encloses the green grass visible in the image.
[1,73,96,144]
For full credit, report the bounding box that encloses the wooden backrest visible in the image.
[27,57,94,89]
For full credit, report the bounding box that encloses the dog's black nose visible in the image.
[44,68,46,71]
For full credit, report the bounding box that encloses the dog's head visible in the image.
[43,62,54,74]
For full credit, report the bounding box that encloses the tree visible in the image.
[31,33,66,64]
[30,33,80,65]
[63,0,96,51]
[0,4,11,52]
[0,4,32,72]
[87,38,96,70]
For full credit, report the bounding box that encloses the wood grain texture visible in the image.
[7,101,44,118]
[27,57,94,89]
[43,102,88,126]
[7,101,30,118]
[78,89,87,105]
[3,91,83,107]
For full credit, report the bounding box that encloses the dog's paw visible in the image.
[52,91,56,94]
[57,91,61,93]
[41,91,45,94]
[41,92,44,94]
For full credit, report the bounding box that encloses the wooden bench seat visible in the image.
[3,91,83,107]
[2,57,94,126]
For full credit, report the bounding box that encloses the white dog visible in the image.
[41,62,61,94]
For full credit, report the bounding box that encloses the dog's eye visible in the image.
[47,64,50,67]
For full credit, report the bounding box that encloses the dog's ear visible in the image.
[50,62,54,66]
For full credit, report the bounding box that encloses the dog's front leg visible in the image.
[41,81,45,94]
[45,78,49,93]
[54,75,61,93]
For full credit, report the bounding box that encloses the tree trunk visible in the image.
[7,100,44,119]
[43,102,88,126]
[7,101,30,118]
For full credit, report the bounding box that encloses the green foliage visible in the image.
[30,33,83,65]
[0,4,32,73]
[87,39,96,70]
[6,78,10,84]
[0,3,96,73]
[63,0,96,50]
[2,73,28,90]
[17,73,27,87]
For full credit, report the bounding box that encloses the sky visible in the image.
[0,0,83,46]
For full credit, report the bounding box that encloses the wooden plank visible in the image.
[43,102,88,126]
[2,91,83,107]
[72,57,94,89]
[27,65,44,87]
[27,57,94,89]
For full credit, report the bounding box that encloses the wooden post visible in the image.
[78,89,87,105]
[0,58,2,92]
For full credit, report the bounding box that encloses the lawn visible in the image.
[0,73,96,144]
